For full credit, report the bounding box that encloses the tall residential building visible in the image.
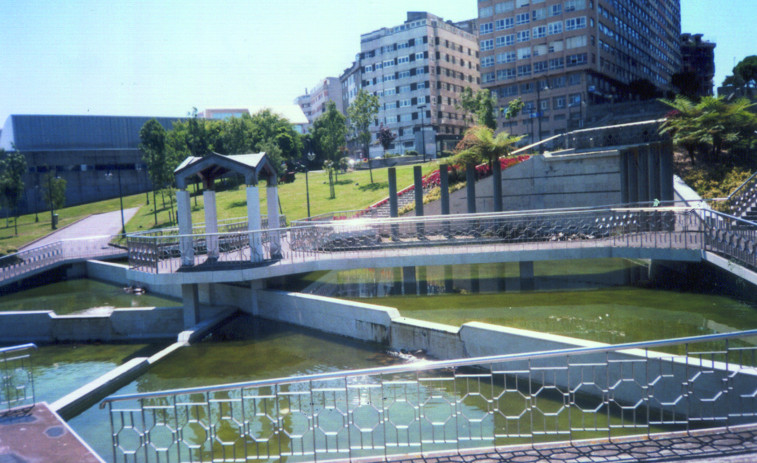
[680,33,716,97]
[478,0,681,141]
[360,12,480,157]
[295,77,344,128]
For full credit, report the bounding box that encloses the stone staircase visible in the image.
[729,172,757,224]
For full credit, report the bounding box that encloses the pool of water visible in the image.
[0,278,180,314]
[294,260,757,344]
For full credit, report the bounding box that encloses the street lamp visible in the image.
[33,184,39,223]
[305,151,316,219]
[536,82,549,147]
[105,161,126,235]
[418,105,427,162]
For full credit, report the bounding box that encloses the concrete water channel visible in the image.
[5,255,757,461]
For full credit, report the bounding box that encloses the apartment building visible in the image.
[295,77,344,128]
[680,33,716,97]
[478,0,681,141]
[359,12,481,157]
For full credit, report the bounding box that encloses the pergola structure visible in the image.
[173,152,281,326]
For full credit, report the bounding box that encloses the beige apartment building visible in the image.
[360,12,480,157]
[478,0,681,142]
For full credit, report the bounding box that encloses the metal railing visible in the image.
[0,236,127,283]
[701,208,757,269]
[127,206,708,274]
[1,343,37,416]
[727,171,757,219]
[100,330,757,463]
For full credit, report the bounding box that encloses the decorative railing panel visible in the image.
[101,330,757,462]
[1,343,37,416]
[700,209,757,270]
[728,171,757,219]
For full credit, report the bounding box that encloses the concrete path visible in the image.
[21,207,140,250]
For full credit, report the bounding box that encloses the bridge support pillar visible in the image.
[627,149,638,204]
[439,164,450,216]
[637,145,650,204]
[648,145,661,202]
[203,190,219,260]
[470,264,480,294]
[418,266,428,295]
[519,261,534,291]
[246,186,264,262]
[444,265,454,293]
[177,189,194,266]
[403,266,417,295]
[181,284,200,328]
[392,267,402,294]
[466,164,477,213]
[620,151,629,204]
[497,263,507,292]
[248,280,262,316]
[388,168,399,240]
[267,186,282,258]
[660,140,674,202]
[493,159,503,212]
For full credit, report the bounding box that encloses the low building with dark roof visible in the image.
[0,114,182,215]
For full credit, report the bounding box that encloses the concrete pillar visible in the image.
[248,280,262,316]
[466,164,476,214]
[176,189,194,266]
[246,186,264,262]
[388,167,399,240]
[402,266,417,295]
[660,141,674,202]
[619,151,629,204]
[418,266,428,295]
[203,190,219,259]
[413,166,424,237]
[627,150,638,204]
[519,261,535,291]
[497,262,507,292]
[648,146,660,203]
[637,145,650,204]
[439,164,450,215]
[444,265,454,293]
[181,284,200,328]
[392,267,403,295]
[493,160,503,212]
[267,186,282,258]
[470,264,480,294]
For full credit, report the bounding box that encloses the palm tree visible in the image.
[454,125,523,212]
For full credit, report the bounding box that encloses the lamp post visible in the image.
[33,184,39,223]
[47,170,56,230]
[105,161,126,235]
[305,151,316,219]
[536,82,549,146]
[418,105,427,162]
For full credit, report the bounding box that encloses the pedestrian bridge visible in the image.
[123,205,757,287]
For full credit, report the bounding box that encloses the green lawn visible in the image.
[0,163,438,255]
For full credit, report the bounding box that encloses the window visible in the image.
[533,25,546,38]
[534,60,548,73]
[549,57,564,69]
[566,53,587,67]
[397,41,410,49]
[495,1,515,13]
[497,68,516,81]
[517,30,530,42]
[480,22,493,34]
[551,75,566,88]
[383,75,395,82]
[416,67,426,75]
[497,51,516,63]
[547,21,562,35]
[565,17,586,31]
[479,6,493,17]
[383,59,394,68]
[417,96,426,105]
[480,39,494,51]
[520,82,534,93]
[515,12,530,25]
[399,85,411,93]
[553,96,566,109]
[516,0,529,6]
[540,99,549,110]
[397,70,411,79]
[482,56,495,67]
[417,81,427,89]
[364,64,372,72]
[533,44,547,56]
[374,62,382,70]
[564,0,586,12]
[517,47,531,60]
[569,93,581,106]
[532,8,546,21]
[568,73,581,85]
[566,35,587,49]
[550,4,562,16]
[415,52,425,60]
[385,88,396,95]
[397,55,409,65]
[548,40,563,52]
[482,72,496,83]
[517,64,531,76]
[399,99,412,107]
[386,115,398,123]
[496,34,515,47]
[495,17,514,30]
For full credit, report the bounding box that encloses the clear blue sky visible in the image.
[0,0,754,124]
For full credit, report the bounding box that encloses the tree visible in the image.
[671,71,704,100]
[723,56,757,98]
[139,119,170,225]
[458,88,497,129]
[311,101,347,199]
[0,149,27,235]
[41,169,66,228]
[453,125,523,212]
[504,98,525,120]
[347,89,380,183]
[377,125,396,158]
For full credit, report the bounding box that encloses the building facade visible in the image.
[680,33,715,98]
[294,77,344,128]
[360,12,481,157]
[478,0,681,142]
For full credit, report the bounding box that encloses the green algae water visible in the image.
[0,278,180,314]
[295,259,757,344]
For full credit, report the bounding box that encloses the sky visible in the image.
[0,0,754,125]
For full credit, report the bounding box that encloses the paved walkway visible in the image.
[20,207,140,250]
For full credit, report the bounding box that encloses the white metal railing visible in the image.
[1,343,37,416]
[100,329,757,462]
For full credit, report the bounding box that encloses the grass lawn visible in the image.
[0,163,438,256]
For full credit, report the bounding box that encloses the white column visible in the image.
[203,190,219,259]
[176,189,194,266]
[246,186,264,262]
[267,186,282,258]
